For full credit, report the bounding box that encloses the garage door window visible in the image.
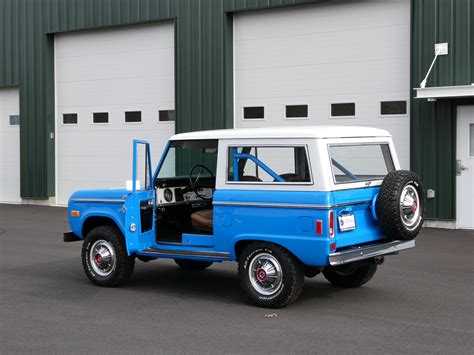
[380,101,407,116]
[125,111,141,123]
[227,146,311,184]
[63,113,78,125]
[9,115,20,126]
[285,105,308,119]
[159,110,175,122]
[93,112,109,124]
[330,103,355,118]
[243,106,264,120]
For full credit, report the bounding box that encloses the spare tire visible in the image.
[376,170,424,241]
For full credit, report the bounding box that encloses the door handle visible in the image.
[456,160,469,176]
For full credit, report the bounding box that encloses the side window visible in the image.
[227,146,311,183]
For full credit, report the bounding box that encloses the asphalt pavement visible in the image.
[0,204,473,354]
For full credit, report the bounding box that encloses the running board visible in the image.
[140,247,231,260]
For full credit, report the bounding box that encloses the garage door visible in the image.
[55,22,175,205]
[234,0,410,169]
[0,87,21,203]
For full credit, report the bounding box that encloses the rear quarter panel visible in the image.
[213,189,333,266]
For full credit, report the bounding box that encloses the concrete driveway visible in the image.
[0,204,473,354]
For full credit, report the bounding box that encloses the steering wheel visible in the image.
[188,164,215,200]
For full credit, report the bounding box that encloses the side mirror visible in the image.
[126,180,141,191]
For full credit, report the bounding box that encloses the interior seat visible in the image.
[276,173,305,182]
[191,209,213,232]
[190,176,261,232]
[240,175,262,182]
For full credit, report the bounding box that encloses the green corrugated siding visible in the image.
[0,0,320,199]
[2,0,472,214]
[411,0,474,219]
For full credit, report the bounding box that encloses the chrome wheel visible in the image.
[89,240,116,277]
[399,184,421,230]
[248,253,283,296]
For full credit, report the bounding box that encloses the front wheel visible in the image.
[82,225,135,287]
[323,262,377,288]
[238,243,304,308]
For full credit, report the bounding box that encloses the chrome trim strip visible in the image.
[213,200,372,209]
[213,201,331,209]
[328,240,416,266]
[335,200,372,208]
[141,247,231,260]
[71,198,125,203]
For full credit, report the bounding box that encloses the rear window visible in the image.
[329,144,394,184]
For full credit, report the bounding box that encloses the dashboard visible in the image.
[155,176,215,206]
[156,186,214,205]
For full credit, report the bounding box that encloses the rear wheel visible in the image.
[238,243,304,308]
[82,225,135,287]
[174,259,213,271]
[323,262,377,288]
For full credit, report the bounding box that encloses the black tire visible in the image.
[82,225,135,287]
[174,259,213,271]
[304,266,320,278]
[323,262,377,288]
[376,170,424,241]
[238,242,304,308]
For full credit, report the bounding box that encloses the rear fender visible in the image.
[231,234,330,267]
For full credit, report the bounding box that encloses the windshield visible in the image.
[157,140,218,179]
[329,143,394,184]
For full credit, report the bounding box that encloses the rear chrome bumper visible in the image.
[328,240,416,266]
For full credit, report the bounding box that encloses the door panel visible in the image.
[0,88,21,203]
[55,22,175,205]
[234,0,411,169]
[124,140,156,254]
[125,190,155,254]
[456,106,474,229]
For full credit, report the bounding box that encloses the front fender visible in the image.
[230,234,331,267]
[70,206,126,239]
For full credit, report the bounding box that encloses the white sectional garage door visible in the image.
[55,22,175,205]
[234,0,410,169]
[0,87,21,203]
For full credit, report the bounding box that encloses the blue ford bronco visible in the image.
[64,126,423,308]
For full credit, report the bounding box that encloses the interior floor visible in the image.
[155,203,213,243]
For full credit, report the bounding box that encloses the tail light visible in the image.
[329,210,335,238]
[316,220,323,235]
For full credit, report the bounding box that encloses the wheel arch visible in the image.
[233,238,304,266]
[82,215,125,239]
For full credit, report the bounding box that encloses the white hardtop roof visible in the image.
[170,126,391,141]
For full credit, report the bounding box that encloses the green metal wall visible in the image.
[0,0,321,199]
[411,0,474,219]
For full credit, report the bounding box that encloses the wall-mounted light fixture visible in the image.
[419,43,448,89]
